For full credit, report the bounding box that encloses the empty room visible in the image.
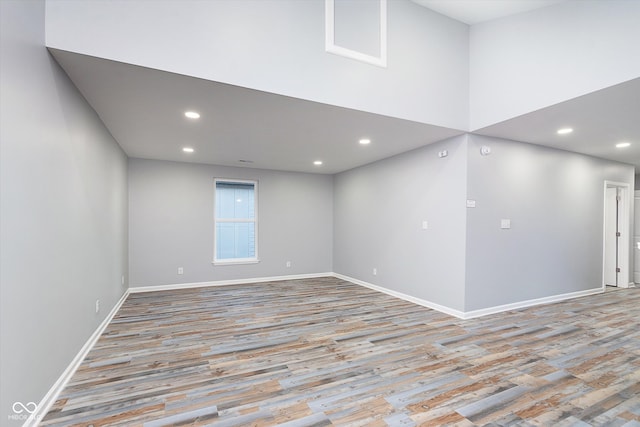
[2,0,640,425]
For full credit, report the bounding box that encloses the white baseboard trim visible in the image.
[331,273,467,319]
[26,274,608,426]
[26,290,130,427]
[331,273,605,320]
[129,272,334,293]
[459,287,604,319]
[27,273,333,426]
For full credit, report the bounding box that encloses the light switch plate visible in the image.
[501,219,511,229]
[466,200,476,208]
[422,221,428,230]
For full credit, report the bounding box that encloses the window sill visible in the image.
[213,259,260,266]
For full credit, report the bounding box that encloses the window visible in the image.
[214,179,258,264]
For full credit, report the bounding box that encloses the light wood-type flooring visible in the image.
[42,277,640,426]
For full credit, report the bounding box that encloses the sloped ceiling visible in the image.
[50,50,463,175]
[48,0,640,174]
[412,0,568,25]
[474,78,640,165]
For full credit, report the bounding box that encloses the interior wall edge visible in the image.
[461,286,604,320]
[23,290,131,427]
[128,272,334,294]
[335,273,606,320]
[332,273,466,319]
[22,274,612,426]
[464,133,634,310]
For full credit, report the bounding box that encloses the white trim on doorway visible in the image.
[602,181,631,290]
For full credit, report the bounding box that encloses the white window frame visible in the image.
[213,178,259,265]
[325,0,387,68]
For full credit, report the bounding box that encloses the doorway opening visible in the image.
[603,181,631,288]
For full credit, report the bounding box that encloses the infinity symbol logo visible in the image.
[12,401,37,414]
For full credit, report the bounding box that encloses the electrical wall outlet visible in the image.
[373,268,377,276]
[286,261,291,268]
[177,267,184,275]
[95,299,100,313]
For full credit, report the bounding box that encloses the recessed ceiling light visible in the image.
[359,138,371,145]
[557,127,573,135]
[182,147,194,153]
[184,111,200,119]
[616,142,631,148]
[313,160,323,166]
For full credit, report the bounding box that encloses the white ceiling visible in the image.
[49,49,463,175]
[412,0,569,25]
[50,47,640,174]
[474,77,640,164]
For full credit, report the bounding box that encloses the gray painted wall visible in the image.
[333,132,635,314]
[470,0,640,129]
[465,135,634,311]
[333,135,468,311]
[44,0,469,130]
[0,0,128,419]
[2,0,637,415]
[128,159,333,286]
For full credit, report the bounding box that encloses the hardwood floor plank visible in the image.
[41,278,640,426]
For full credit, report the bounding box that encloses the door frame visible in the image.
[602,181,631,289]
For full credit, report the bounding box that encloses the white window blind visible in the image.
[214,180,258,264]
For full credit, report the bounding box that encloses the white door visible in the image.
[634,191,640,284]
[604,187,619,286]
